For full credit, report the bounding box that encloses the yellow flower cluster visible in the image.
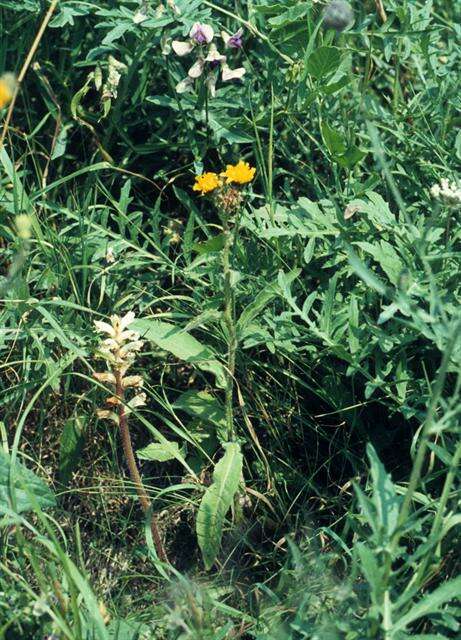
[193,160,256,195]
[221,160,256,185]
[193,172,222,195]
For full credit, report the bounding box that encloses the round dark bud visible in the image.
[323,0,354,31]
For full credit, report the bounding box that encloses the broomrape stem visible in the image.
[115,371,167,563]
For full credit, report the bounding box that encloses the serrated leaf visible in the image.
[237,269,300,337]
[394,576,461,632]
[0,450,56,513]
[132,318,226,388]
[196,443,243,569]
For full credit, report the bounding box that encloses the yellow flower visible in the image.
[0,73,17,110]
[193,172,221,195]
[221,160,256,185]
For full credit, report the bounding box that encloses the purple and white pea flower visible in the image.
[172,22,214,56]
[190,22,214,44]
[221,28,244,49]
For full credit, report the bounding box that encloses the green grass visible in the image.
[0,0,460,638]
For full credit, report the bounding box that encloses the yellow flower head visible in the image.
[193,172,221,195]
[0,73,17,110]
[221,160,256,185]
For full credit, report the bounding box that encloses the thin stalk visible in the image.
[375,0,387,23]
[0,0,60,147]
[393,323,459,540]
[114,370,167,562]
[222,216,237,442]
[378,321,460,633]
[410,438,461,590]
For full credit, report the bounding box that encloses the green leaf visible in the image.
[237,269,301,337]
[132,318,226,388]
[59,415,86,486]
[136,441,183,462]
[321,121,346,155]
[196,443,243,570]
[394,576,461,631]
[193,234,226,255]
[356,543,382,604]
[0,450,56,513]
[335,145,367,168]
[367,444,400,539]
[174,390,226,432]
[306,46,341,79]
[347,247,387,295]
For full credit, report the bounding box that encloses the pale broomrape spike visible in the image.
[94,312,167,562]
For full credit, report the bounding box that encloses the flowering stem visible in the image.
[114,370,168,563]
[222,216,237,442]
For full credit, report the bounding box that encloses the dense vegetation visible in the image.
[0,0,460,638]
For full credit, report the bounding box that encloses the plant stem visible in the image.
[115,370,167,562]
[378,321,460,632]
[222,216,237,442]
[0,0,60,147]
[411,437,461,590]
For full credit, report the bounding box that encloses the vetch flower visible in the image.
[172,40,194,56]
[221,63,245,82]
[205,43,226,64]
[221,160,256,185]
[222,28,244,49]
[193,172,222,195]
[188,57,205,78]
[172,23,245,95]
[190,22,214,45]
[175,77,194,93]
[172,22,214,56]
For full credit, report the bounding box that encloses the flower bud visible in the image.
[323,1,354,32]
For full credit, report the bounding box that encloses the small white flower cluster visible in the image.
[170,22,245,96]
[430,178,461,206]
[93,312,146,422]
[99,56,127,101]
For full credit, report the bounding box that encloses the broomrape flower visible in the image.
[193,172,222,195]
[430,178,461,206]
[221,160,256,185]
[0,73,17,109]
[93,312,146,422]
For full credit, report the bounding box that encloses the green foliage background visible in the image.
[0,0,460,638]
